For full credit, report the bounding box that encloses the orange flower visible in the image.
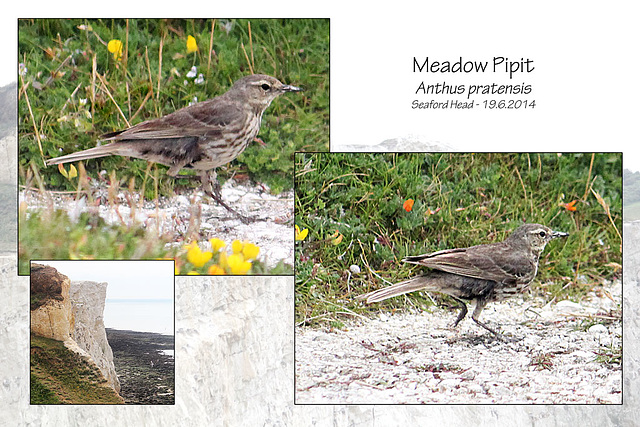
[403,199,414,212]
[208,264,225,275]
[562,200,578,212]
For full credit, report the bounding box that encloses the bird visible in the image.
[46,74,303,223]
[358,223,569,341]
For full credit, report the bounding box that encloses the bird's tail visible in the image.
[45,144,117,166]
[357,275,438,304]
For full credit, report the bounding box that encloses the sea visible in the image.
[104,299,174,336]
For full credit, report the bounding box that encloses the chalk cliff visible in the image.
[30,264,74,341]
[30,264,121,394]
[70,281,121,393]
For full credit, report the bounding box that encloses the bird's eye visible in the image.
[539,231,546,238]
[261,83,271,91]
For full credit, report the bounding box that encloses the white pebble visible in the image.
[555,300,583,313]
[588,324,608,334]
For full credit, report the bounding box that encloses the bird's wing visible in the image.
[101,100,246,141]
[403,244,521,284]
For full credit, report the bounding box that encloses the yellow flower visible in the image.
[231,240,244,254]
[56,162,78,179]
[107,39,123,61]
[295,225,308,241]
[227,254,252,275]
[242,243,260,261]
[208,264,225,275]
[57,164,69,178]
[186,35,198,54]
[186,241,212,268]
[329,230,343,245]
[209,238,226,253]
[187,271,199,275]
[218,251,229,270]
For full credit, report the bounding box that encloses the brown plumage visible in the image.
[46,74,302,222]
[359,223,569,340]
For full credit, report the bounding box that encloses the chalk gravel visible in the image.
[20,178,293,269]
[295,282,621,404]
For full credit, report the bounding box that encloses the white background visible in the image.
[330,2,639,163]
[3,3,638,425]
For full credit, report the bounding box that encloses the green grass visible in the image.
[31,373,61,404]
[18,18,329,195]
[18,209,175,275]
[294,153,622,327]
[19,208,290,275]
[31,334,123,404]
[595,340,622,368]
[30,292,49,311]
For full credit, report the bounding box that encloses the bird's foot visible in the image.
[473,319,521,343]
[199,172,264,224]
[206,192,257,224]
[492,332,521,343]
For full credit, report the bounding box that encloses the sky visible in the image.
[40,260,174,300]
[625,158,640,174]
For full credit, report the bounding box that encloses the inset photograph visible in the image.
[30,260,175,405]
[18,18,330,275]
[294,152,621,404]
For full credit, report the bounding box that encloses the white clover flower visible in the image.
[219,20,234,34]
[186,66,197,78]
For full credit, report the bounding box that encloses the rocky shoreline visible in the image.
[106,328,175,405]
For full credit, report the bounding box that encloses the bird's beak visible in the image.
[551,230,569,239]
[281,84,303,92]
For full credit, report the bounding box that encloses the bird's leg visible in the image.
[470,298,500,336]
[471,298,518,342]
[200,170,255,224]
[450,297,468,327]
